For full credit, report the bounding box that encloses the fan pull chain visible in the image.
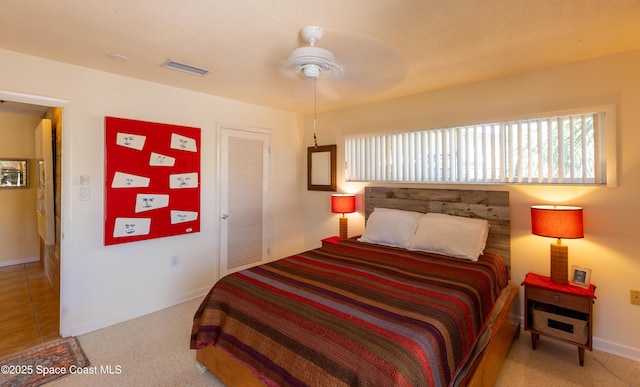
[313,77,318,148]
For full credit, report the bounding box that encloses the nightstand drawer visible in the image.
[527,286,590,313]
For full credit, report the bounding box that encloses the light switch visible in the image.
[80,175,90,185]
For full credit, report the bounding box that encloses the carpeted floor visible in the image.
[40,298,639,386]
[46,299,222,387]
[0,337,89,386]
[495,332,639,386]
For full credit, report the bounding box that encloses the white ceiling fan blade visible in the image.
[322,30,408,98]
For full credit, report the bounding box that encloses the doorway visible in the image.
[0,91,68,354]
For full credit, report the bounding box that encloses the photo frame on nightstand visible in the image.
[570,265,591,288]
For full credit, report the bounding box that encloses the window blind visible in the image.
[345,112,605,185]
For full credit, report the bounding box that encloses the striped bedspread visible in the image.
[191,239,509,387]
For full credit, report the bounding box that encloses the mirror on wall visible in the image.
[0,159,29,188]
[307,145,336,191]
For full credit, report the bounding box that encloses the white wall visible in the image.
[0,113,40,265]
[0,49,305,336]
[304,49,640,361]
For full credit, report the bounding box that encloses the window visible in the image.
[345,108,615,185]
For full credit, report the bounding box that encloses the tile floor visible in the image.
[0,262,60,357]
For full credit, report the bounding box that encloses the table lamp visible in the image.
[331,194,356,240]
[531,205,584,284]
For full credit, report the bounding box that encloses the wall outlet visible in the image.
[631,289,640,305]
[170,255,179,267]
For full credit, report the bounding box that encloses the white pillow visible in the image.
[358,208,422,248]
[424,213,490,251]
[408,213,490,261]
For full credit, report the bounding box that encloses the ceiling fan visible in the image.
[281,25,408,100]
[282,25,407,145]
[286,26,342,81]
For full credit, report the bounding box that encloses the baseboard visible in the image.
[516,316,640,362]
[70,286,211,337]
[593,337,640,362]
[0,257,40,267]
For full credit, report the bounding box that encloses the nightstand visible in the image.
[522,272,596,366]
[321,236,341,246]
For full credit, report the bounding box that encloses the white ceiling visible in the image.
[1,0,640,115]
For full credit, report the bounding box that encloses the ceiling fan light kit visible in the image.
[287,26,342,80]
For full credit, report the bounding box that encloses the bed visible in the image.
[191,187,519,386]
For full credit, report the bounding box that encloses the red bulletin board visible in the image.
[104,116,201,246]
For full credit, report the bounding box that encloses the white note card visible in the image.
[116,132,146,150]
[135,194,170,213]
[170,133,197,152]
[169,172,198,189]
[149,152,176,167]
[113,218,151,237]
[170,210,199,224]
[111,172,151,188]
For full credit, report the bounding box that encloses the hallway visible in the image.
[0,262,60,357]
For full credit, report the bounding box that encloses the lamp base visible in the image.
[339,217,348,240]
[550,243,568,284]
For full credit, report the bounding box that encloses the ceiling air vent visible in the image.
[161,60,210,76]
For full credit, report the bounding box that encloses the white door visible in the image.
[219,127,270,277]
[35,119,55,246]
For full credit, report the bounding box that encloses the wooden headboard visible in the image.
[364,187,511,267]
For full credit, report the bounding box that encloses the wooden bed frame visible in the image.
[196,187,520,386]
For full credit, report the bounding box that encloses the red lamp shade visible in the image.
[531,205,583,284]
[531,205,584,239]
[331,194,356,214]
